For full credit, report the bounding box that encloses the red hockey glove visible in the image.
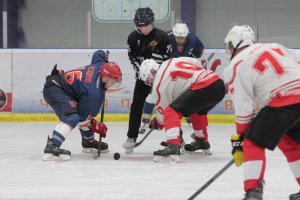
[91,119,107,138]
[149,117,164,130]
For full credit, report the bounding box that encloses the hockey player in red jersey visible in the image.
[223,25,300,200]
[139,57,225,162]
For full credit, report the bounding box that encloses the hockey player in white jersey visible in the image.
[223,25,300,200]
[139,57,225,162]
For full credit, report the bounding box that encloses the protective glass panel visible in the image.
[92,0,170,22]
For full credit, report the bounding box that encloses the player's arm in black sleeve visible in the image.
[152,31,172,64]
[127,33,142,78]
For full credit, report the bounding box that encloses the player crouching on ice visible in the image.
[42,50,122,161]
[139,57,225,162]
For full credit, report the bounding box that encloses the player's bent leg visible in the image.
[277,134,300,199]
[243,139,266,194]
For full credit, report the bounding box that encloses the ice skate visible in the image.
[153,144,180,163]
[42,136,71,161]
[82,138,109,153]
[242,188,263,200]
[122,138,136,154]
[290,190,300,200]
[160,134,186,154]
[184,135,212,155]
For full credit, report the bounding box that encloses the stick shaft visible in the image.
[134,128,154,147]
[187,159,235,200]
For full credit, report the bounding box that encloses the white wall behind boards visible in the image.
[0,49,234,114]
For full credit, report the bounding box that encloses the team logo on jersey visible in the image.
[149,40,158,48]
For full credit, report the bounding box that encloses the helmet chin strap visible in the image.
[230,40,244,60]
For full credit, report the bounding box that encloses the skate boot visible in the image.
[242,188,263,200]
[290,190,300,200]
[122,138,136,154]
[42,136,71,161]
[184,136,212,155]
[153,144,180,162]
[82,138,109,153]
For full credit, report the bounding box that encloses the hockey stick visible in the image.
[187,159,235,200]
[134,128,155,148]
[96,50,110,158]
[139,108,156,134]
[203,51,215,69]
[96,94,105,158]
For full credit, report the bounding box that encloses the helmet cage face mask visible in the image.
[224,25,255,59]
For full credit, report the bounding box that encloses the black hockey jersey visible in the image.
[127,28,171,78]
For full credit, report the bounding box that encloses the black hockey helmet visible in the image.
[134,7,154,27]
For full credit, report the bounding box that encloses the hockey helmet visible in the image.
[173,23,189,38]
[100,62,122,89]
[139,59,159,86]
[134,7,154,27]
[224,25,255,59]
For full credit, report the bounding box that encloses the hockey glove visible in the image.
[91,119,107,138]
[149,117,164,130]
[231,134,244,167]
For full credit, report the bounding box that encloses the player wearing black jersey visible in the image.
[123,7,171,153]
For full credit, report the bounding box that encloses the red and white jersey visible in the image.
[223,43,300,134]
[151,57,221,124]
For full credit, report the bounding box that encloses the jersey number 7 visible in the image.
[252,51,285,77]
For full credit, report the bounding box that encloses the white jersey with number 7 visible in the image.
[223,43,300,134]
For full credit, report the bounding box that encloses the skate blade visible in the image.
[153,155,180,163]
[42,153,71,161]
[184,149,212,156]
[82,148,109,153]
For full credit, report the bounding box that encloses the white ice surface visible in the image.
[0,122,298,200]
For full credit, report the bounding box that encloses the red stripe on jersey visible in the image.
[227,59,244,87]
[155,59,173,106]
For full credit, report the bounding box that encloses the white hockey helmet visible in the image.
[173,23,189,38]
[139,59,159,86]
[224,25,255,59]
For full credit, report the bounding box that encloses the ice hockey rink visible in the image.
[0,122,298,200]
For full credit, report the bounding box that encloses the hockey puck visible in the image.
[113,152,120,160]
